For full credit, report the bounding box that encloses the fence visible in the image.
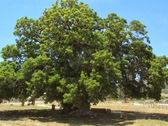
[143,102,168,110]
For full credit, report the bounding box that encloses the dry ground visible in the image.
[0,100,168,126]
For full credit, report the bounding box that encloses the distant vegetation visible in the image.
[162,85,168,94]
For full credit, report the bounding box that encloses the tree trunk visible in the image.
[62,103,73,114]
[79,100,90,113]
[21,100,25,106]
[71,98,93,116]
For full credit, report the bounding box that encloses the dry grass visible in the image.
[93,100,168,114]
[162,93,168,99]
[119,119,168,126]
[0,100,168,126]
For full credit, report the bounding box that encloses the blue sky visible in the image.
[0,0,168,58]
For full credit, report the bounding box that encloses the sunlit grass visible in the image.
[93,100,168,114]
[0,100,168,126]
[119,119,168,126]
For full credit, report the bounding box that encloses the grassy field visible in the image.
[0,100,168,126]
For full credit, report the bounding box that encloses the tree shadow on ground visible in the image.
[0,109,167,126]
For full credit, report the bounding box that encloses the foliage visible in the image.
[148,56,168,101]
[0,61,17,102]
[0,0,168,112]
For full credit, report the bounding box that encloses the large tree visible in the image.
[12,0,121,113]
[0,0,167,114]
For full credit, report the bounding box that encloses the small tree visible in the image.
[0,61,17,102]
[148,56,168,101]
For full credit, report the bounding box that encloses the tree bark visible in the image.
[70,98,93,116]
[62,103,73,114]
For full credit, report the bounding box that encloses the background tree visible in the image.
[0,61,17,102]
[148,56,168,101]
[120,20,153,100]
[104,14,153,100]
